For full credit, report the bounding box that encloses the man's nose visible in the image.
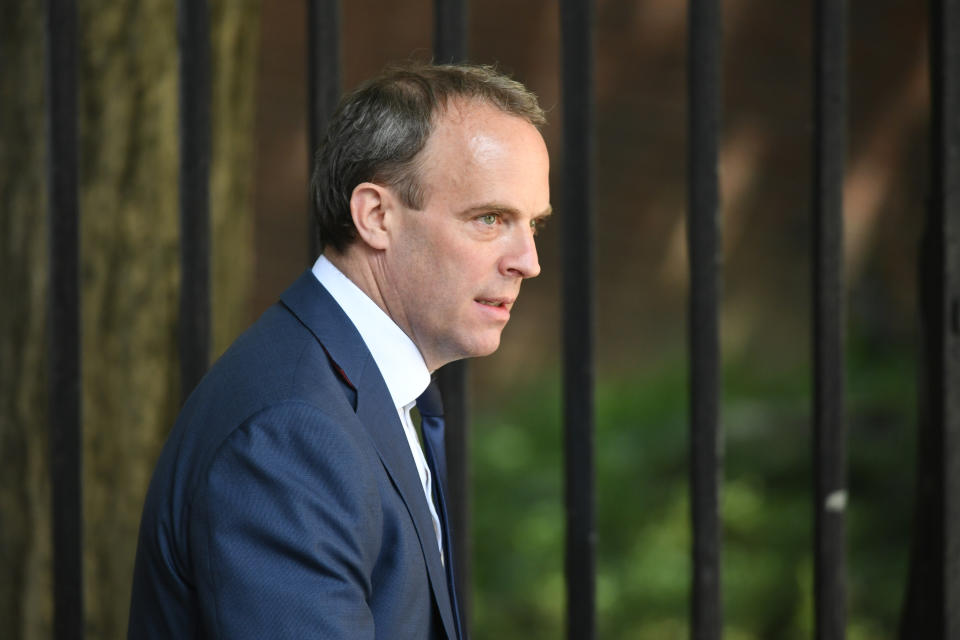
[501,226,541,279]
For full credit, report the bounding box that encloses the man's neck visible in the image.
[311,254,432,402]
[324,247,387,315]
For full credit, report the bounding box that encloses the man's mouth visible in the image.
[475,297,515,313]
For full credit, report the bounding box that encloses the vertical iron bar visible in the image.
[560,0,596,638]
[812,1,848,639]
[434,0,471,628]
[687,0,722,638]
[45,1,83,637]
[307,0,341,261]
[901,2,960,636]
[434,0,467,63]
[933,0,960,635]
[900,0,960,640]
[177,0,211,401]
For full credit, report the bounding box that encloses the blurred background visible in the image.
[1,0,927,638]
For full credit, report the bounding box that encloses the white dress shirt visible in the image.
[311,255,443,555]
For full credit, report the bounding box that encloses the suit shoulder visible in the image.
[139,303,361,543]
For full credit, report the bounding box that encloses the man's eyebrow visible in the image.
[461,203,554,218]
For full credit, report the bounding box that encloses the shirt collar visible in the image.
[311,254,430,409]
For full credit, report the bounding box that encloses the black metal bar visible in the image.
[901,2,960,636]
[560,0,596,638]
[900,0,960,640]
[177,0,211,401]
[812,1,848,639]
[932,0,960,633]
[434,0,467,63]
[687,0,722,638]
[307,0,341,261]
[934,1,960,633]
[45,1,83,638]
[433,0,472,628]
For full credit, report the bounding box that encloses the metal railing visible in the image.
[45,2,82,639]
[560,1,598,638]
[687,1,722,638]
[42,1,960,638]
[811,1,848,639]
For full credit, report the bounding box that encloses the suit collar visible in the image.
[279,270,458,639]
[311,255,431,408]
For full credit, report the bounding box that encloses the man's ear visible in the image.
[350,182,392,250]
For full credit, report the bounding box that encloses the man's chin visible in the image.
[430,330,504,368]
[460,333,503,361]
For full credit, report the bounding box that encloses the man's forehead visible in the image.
[413,98,549,211]
[432,96,491,125]
[431,97,537,142]
[467,131,505,164]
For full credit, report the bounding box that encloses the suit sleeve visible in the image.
[190,401,383,639]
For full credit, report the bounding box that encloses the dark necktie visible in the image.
[417,381,465,640]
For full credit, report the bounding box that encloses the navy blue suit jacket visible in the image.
[128,271,458,639]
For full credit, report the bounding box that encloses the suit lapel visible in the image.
[280,271,458,640]
[352,365,457,638]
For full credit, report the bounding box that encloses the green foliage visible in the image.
[471,345,914,639]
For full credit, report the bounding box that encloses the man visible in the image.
[128,62,551,639]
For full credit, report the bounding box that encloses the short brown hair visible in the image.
[310,62,546,253]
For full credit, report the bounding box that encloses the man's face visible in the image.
[379,99,551,371]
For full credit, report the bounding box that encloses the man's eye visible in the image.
[479,213,498,225]
[530,218,547,235]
